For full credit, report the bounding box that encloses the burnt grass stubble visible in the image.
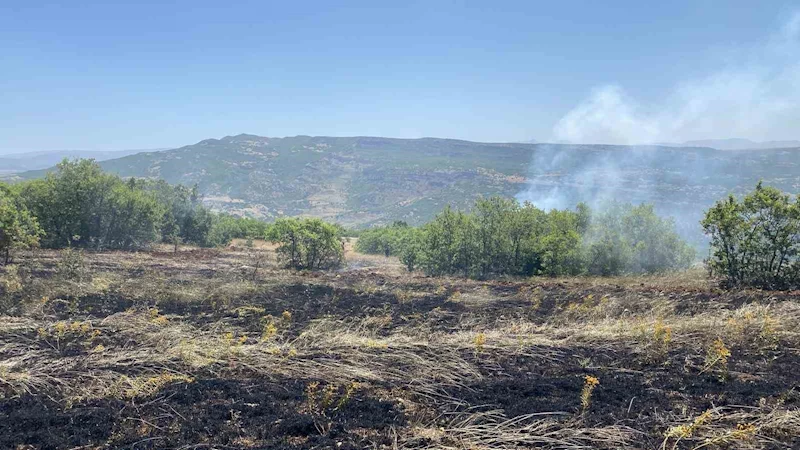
[1,246,799,449]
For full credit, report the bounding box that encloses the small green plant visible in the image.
[726,309,780,353]
[0,265,23,295]
[261,313,294,342]
[0,265,24,312]
[365,339,388,349]
[56,247,91,282]
[304,380,359,434]
[223,331,248,353]
[233,305,266,319]
[447,291,462,303]
[519,285,543,311]
[262,322,278,341]
[731,422,757,441]
[394,289,413,303]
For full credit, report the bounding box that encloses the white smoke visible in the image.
[552,86,660,145]
[516,12,800,249]
[553,12,800,145]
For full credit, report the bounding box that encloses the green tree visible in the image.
[16,159,163,249]
[267,217,344,270]
[411,198,691,279]
[473,197,516,277]
[537,209,584,276]
[702,183,800,288]
[0,186,43,264]
[420,207,475,276]
[181,206,215,247]
[623,204,694,274]
[398,228,424,271]
[584,203,694,276]
[355,221,413,257]
[161,210,181,252]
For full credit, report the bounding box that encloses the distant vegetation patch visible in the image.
[357,197,694,279]
[1,159,267,256]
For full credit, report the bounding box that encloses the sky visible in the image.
[1,0,799,153]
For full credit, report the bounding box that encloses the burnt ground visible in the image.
[1,247,799,449]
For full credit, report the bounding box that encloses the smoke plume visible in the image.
[516,13,800,248]
[553,12,800,145]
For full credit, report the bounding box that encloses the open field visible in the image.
[1,244,799,449]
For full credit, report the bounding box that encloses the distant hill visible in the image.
[0,148,166,174]
[10,135,800,246]
[93,134,536,226]
[658,138,800,150]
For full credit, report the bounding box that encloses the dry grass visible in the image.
[0,247,798,449]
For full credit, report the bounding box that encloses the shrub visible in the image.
[0,185,43,264]
[355,221,414,257]
[56,247,92,282]
[17,160,162,249]
[398,229,424,271]
[702,183,800,288]
[267,217,344,270]
[585,203,695,276]
[393,197,692,279]
[12,159,270,251]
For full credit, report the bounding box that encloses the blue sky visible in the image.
[1,0,798,152]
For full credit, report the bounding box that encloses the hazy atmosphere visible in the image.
[3,3,800,450]
[2,1,800,152]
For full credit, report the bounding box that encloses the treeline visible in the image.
[357,197,695,278]
[6,160,797,289]
[0,159,266,260]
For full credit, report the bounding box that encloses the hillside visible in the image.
[99,134,535,226]
[11,135,800,234]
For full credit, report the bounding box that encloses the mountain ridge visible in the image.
[6,135,800,244]
[656,138,800,150]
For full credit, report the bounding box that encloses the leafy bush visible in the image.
[356,197,694,279]
[584,203,695,276]
[267,218,344,270]
[0,184,43,264]
[56,247,91,282]
[17,160,162,249]
[355,221,412,257]
[702,183,800,288]
[12,159,270,250]
[414,199,587,278]
[397,229,423,271]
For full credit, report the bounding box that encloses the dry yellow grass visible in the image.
[0,247,798,449]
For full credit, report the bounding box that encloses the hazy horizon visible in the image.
[4,134,800,157]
